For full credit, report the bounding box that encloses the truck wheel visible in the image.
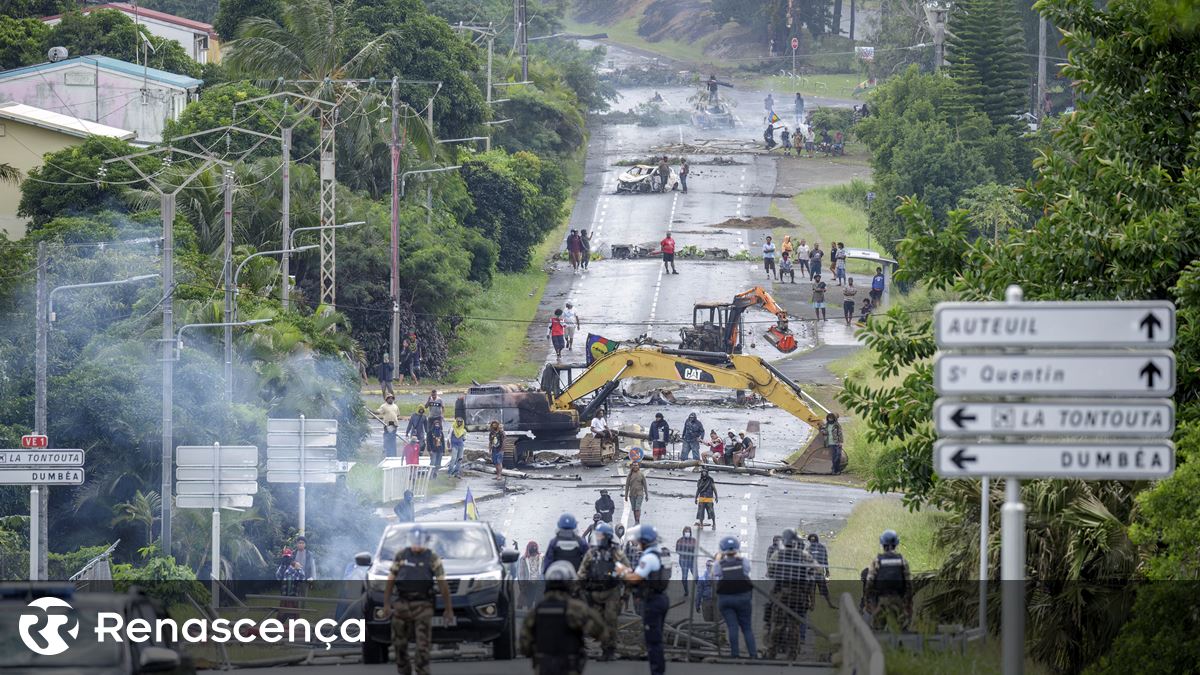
[502,436,519,469]
[362,638,388,664]
[491,600,517,660]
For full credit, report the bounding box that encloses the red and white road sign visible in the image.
[21,434,48,449]
[791,37,799,50]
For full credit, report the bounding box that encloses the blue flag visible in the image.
[464,487,479,521]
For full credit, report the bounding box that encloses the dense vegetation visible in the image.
[841,0,1200,671]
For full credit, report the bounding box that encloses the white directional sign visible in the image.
[176,494,254,509]
[0,468,85,485]
[934,441,1175,479]
[175,466,260,482]
[266,471,339,484]
[176,481,259,495]
[934,351,1175,397]
[267,418,338,434]
[265,447,338,461]
[0,449,84,466]
[935,301,1175,348]
[934,399,1176,438]
[266,432,337,448]
[266,458,339,473]
[176,445,258,467]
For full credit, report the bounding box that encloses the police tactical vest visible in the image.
[873,552,907,596]
[393,548,436,600]
[717,556,753,595]
[644,549,672,594]
[535,597,584,657]
[585,547,618,591]
[552,536,586,570]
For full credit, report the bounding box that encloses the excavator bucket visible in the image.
[790,432,838,474]
[764,326,798,352]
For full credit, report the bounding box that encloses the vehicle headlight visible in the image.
[463,570,503,592]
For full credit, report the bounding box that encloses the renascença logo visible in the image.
[19,597,80,656]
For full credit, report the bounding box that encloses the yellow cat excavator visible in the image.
[455,344,836,471]
[679,286,798,354]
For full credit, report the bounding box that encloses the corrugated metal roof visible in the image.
[0,55,202,90]
[42,3,218,38]
[0,101,137,140]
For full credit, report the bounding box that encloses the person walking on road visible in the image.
[447,417,467,478]
[865,530,912,630]
[762,236,777,280]
[617,525,672,675]
[377,354,394,397]
[563,303,580,351]
[488,420,506,480]
[821,413,845,474]
[426,418,445,478]
[767,529,817,660]
[714,536,757,660]
[660,232,678,274]
[842,277,858,325]
[625,462,649,524]
[649,412,671,460]
[675,526,697,595]
[398,337,421,386]
[425,389,445,423]
[382,526,455,675]
[517,541,544,609]
[376,393,400,427]
[577,522,628,661]
[522,561,611,675]
[694,466,718,529]
[548,309,567,362]
[764,93,775,117]
[806,533,836,608]
[406,406,429,454]
[392,489,415,522]
[812,274,828,322]
[835,243,848,286]
[580,229,592,269]
[679,159,689,194]
[567,229,583,273]
[543,513,590,573]
[595,489,616,523]
[681,412,704,461]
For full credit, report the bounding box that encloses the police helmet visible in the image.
[781,528,800,546]
[595,522,615,545]
[558,513,578,530]
[880,529,900,548]
[719,536,740,552]
[637,524,658,544]
[545,561,577,590]
[405,525,428,548]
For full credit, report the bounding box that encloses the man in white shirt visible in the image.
[590,413,618,450]
[562,302,581,351]
[762,236,777,280]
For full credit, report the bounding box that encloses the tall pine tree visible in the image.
[945,0,1028,126]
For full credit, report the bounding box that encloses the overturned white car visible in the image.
[616,165,680,193]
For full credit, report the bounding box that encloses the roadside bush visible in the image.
[829,178,872,209]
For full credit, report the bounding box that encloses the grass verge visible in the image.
[828,496,947,581]
[563,16,717,66]
[887,639,1052,675]
[754,73,866,100]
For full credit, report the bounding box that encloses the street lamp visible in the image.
[177,319,273,360]
[284,221,364,310]
[48,274,160,322]
[223,245,317,401]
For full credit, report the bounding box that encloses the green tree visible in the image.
[0,15,51,70]
[956,182,1028,241]
[111,490,161,546]
[139,0,220,23]
[213,0,282,41]
[161,81,318,163]
[946,0,1029,125]
[1,0,69,20]
[17,136,152,228]
[0,163,21,185]
[45,9,201,77]
[461,150,567,272]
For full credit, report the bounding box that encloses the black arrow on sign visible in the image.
[1139,312,1162,340]
[950,407,977,429]
[1140,361,1162,389]
[950,447,977,470]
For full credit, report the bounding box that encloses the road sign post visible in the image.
[933,286,1178,675]
[267,417,338,536]
[791,37,798,74]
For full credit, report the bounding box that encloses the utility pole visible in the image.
[32,241,47,580]
[928,4,949,73]
[280,100,293,311]
[849,0,856,41]
[160,191,175,557]
[222,168,234,403]
[516,0,529,81]
[1037,18,1047,120]
[390,75,402,371]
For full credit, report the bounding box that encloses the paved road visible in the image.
[285,660,832,675]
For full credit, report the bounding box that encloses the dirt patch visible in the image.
[639,0,721,43]
[711,216,796,230]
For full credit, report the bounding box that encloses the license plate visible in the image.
[431,616,456,628]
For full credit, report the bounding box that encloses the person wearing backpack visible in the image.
[713,536,757,659]
[520,560,611,675]
[577,522,628,661]
[865,529,912,630]
[617,524,672,675]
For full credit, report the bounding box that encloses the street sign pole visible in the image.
[979,476,989,639]
[211,442,221,612]
[1000,284,1024,675]
[298,415,306,536]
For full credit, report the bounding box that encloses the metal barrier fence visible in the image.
[838,591,884,675]
[380,462,432,502]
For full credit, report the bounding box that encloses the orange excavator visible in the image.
[679,286,798,354]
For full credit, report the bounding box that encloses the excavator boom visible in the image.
[729,286,798,353]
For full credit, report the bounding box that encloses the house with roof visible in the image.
[0,55,202,144]
[42,3,220,64]
[0,101,136,237]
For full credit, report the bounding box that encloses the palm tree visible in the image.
[111,490,162,545]
[0,163,21,185]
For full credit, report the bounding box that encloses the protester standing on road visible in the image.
[764,93,775,116]
[714,536,757,660]
[781,126,792,155]
[809,243,824,281]
[383,526,454,675]
[425,389,444,423]
[812,274,828,322]
[695,466,718,529]
[403,435,421,465]
[567,229,583,273]
[649,412,671,460]
[517,541,544,609]
[522,561,611,675]
[376,393,400,427]
[489,420,505,480]
[681,412,704,461]
[617,525,672,675]
[660,232,678,274]
[595,489,616,523]
[807,533,836,608]
[580,229,591,269]
[767,529,816,659]
[377,354,394,397]
[447,417,467,478]
[426,418,445,478]
[762,235,777,280]
[543,513,590,573]
[821,413,845,474]
[675,526,697,595]
[842,278,858,325]
[835,243,848,285]
[393,489,416,522]
[293,536,317,581]
[871,266,885,305]
[865,530,912,630]
[657,156,671,192]
[398,337,421,386]
[383,418,399,458]
[406,406,428,455]
[578,522,628,661]
[547,308,567,362]
[625,462,649,524]
[796,239,810,276]
[563,303,580,351]
[679,159,689,194]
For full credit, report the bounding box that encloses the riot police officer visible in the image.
[865,529,912,630]
[617,524,672,675]
[382,526,454,675]
[521,561,612,675]
[767,528,816,660]
[542,513,590,573]
[577,522,628,660]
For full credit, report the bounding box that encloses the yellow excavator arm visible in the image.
[552,346,828,428]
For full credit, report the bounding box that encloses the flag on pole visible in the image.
[586,333,620,365]
[464,487,479,521]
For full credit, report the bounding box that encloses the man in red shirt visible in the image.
[548,308,567,361]
[660,232,679,274]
